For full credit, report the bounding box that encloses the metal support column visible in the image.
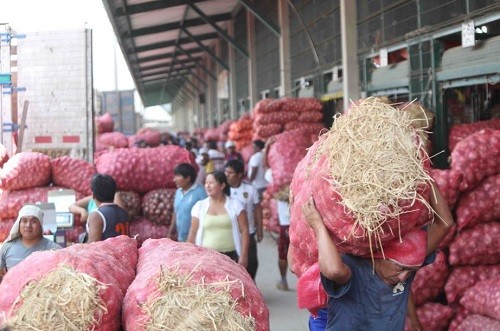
[278,0,291,97]
[215,38,222,125]
[206,57,214,127]
[340,0,360,109]
[246,11,258,110]
[228,20,237,119]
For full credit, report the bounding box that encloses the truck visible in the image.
[99,89,141,136]
[9,28,95,161]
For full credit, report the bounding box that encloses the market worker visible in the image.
[86,174,129,243]
[247,139,268,198]
[224,140,243,163]
[69,190,125,224]
[188,171,250,268]
[167,163,207,242]
[301,185,454,331]
[0,205,61,281]
[225,159,263,279]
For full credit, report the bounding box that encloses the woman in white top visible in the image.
[188,171,250,268]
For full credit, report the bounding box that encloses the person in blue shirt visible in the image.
[301,181,454,331]
[168,163,207,242]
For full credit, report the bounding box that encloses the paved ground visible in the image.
[255,232,310,331]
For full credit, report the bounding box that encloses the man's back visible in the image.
[95,204,129,240]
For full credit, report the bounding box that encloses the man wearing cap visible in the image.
[0,205,61,281]
[301,185,454,331]
[224,140,243,163]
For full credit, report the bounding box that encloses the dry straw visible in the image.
[143,264,255,331]
[5,264,108,331]
[314,97,434,246]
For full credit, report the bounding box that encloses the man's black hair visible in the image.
[225,159,245,175]
[253,139,265,150]
[91,173,117,203]
[174,163,197,183]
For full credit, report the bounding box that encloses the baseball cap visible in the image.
[225,140,236,149]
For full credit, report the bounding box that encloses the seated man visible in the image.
[0,205,61,282]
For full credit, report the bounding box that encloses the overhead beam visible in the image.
[141,66,195,78]
[239,0,281,38]
[132,32,218,53]
[168,59,210,87]
[177,45,219,79]
[188,1,249,58]
[114,0,205,16]
[126,13,231,38]
[139,57,203,72]
[181,28,229,70]
[136,47,204,63]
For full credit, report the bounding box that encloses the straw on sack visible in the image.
[313,97,434,247]
[143,264,255,331]
[4,265,108,331]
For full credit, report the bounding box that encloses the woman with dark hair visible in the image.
[187,171,250,268]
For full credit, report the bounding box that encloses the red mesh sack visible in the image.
[95,145,197,193]
[141,188,176,225]
[129,128,162,147]
[0,152,51,191]
[0,218,15,243]
[254,123,282,139]
[297,263,328,315]
[0,143,8,167]
[448,118,500,152]
[445,264,500,304]
[51,156,96,196]
[297,111,323,123]
[456,314,500,331]
[460,278,500,320]
[0,236,137,330]
[97,131,129,149]
[129,217,169,247]
[261,192,279,234]
[118,191,142,221]
[122,238,269,330]
[404,302,454,331]
[411,250,449,305]
[456,174,500,231]
[429,168,463,209]
[449,222,500,266]
[96,112,114,133]
[450,129,500,192]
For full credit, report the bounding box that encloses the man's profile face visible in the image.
[19,216,42,241]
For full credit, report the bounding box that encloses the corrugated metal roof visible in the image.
[101,0,249,107]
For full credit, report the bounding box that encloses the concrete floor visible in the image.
[255,232,310,331]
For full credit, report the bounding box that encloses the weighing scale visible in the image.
[47,189,77,247]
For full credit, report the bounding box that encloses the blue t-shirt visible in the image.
[174,183,207,241]
[321,255,415,331]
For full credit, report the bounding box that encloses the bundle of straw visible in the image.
[143,265,255,331]
[314,97,433,242]
[4,265,107,331]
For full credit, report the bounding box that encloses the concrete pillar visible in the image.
[340,0,360,109]
[215,39,222,124]
[246,11,258,110]
[278,0,291,97]
[227,20,238,119]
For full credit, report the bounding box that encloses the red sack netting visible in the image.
[289,98,433,277]
[97,131,129,149]
[203,127,220,142]
[217,119,237,141]
[228,114,254,150]
[0,152,52,191]
[411,250,449,306]
[296,263,328,315]
[240,143,254,167]
[455,314,500,331]
[129,217,170,247]
[460,278,500,321]
[429,168,463,209]
[95,145,197,193]
[51,156,97,196]
[0,236,137,330]
[0,186,83,219]
[0,218,15,243]
[261,192,279,234]
[96,112,114,133]
[267,128,319,192]
[448,305,471,331]
[404,302,454,331]
[456,173,500,231]
[0,143,9,167]
[448,222,500,266]
[122,238,269,330]
[129,128,162,147]
[445,264,500,304]
[118,191,142,221]
[141,188,176,226]
[450,129,500,192]
[448,118,500,152]
[254,111,299,125]
[283,121,325,133]
[253,123,281,140]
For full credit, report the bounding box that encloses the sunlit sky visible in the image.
[2,0,169,120]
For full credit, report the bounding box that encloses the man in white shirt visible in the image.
[247,140,268,198]
[225,159,263,280]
